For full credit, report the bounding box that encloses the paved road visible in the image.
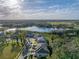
[18,54,24,59]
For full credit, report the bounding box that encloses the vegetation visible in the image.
[40,31,79,59]
[0,21,79,59]
[0,43,22,59]
[0,31,23,59]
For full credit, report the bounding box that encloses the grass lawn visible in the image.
[48,22,72,25]
[0,44,22,59]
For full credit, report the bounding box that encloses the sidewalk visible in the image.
[14,47,24,59]
[18,54,24,59]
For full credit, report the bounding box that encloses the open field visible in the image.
[48,22,74,25]
[0,43,22,59]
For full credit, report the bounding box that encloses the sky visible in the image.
[0,0,79,20]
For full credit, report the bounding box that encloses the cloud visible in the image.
[0,0,22,17]
[0,0,79,20]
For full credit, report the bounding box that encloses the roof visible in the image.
[26,33,34,38]
[22,47,29,56]
[23,34,48,57]
[0,31,4,36]
[36,36,46,43]
[36,45,49,54]
[36,48,49,54]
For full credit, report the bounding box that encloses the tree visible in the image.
[51,36,54,43]
[47,45,52,57]
[17,31,26,46]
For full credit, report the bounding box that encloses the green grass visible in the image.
[0,44,22,59]
[48,22,72,25]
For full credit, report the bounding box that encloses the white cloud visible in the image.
[0,0,22,16]
[0,0,79,20]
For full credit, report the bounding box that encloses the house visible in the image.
[36,36,46,43]
[0,31,4,36]
[35,46,49,57]
[0,31,5,45]
[26,33,34,38]
[23,47,29,58]
[65,30,77,37]
[23,34,49,59]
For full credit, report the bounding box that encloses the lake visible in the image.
[18,26,65,32]
[4,26,69,33]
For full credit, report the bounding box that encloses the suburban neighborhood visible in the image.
[0,20,79,59]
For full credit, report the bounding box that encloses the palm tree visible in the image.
[5,32,13,45]
[17,31,26,46]
[51,36,54,43]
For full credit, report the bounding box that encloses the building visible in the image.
[22,34,49,59]
[0,31,5,45]
[35,44,49,58]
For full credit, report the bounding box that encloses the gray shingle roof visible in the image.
[36,48,49,54]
